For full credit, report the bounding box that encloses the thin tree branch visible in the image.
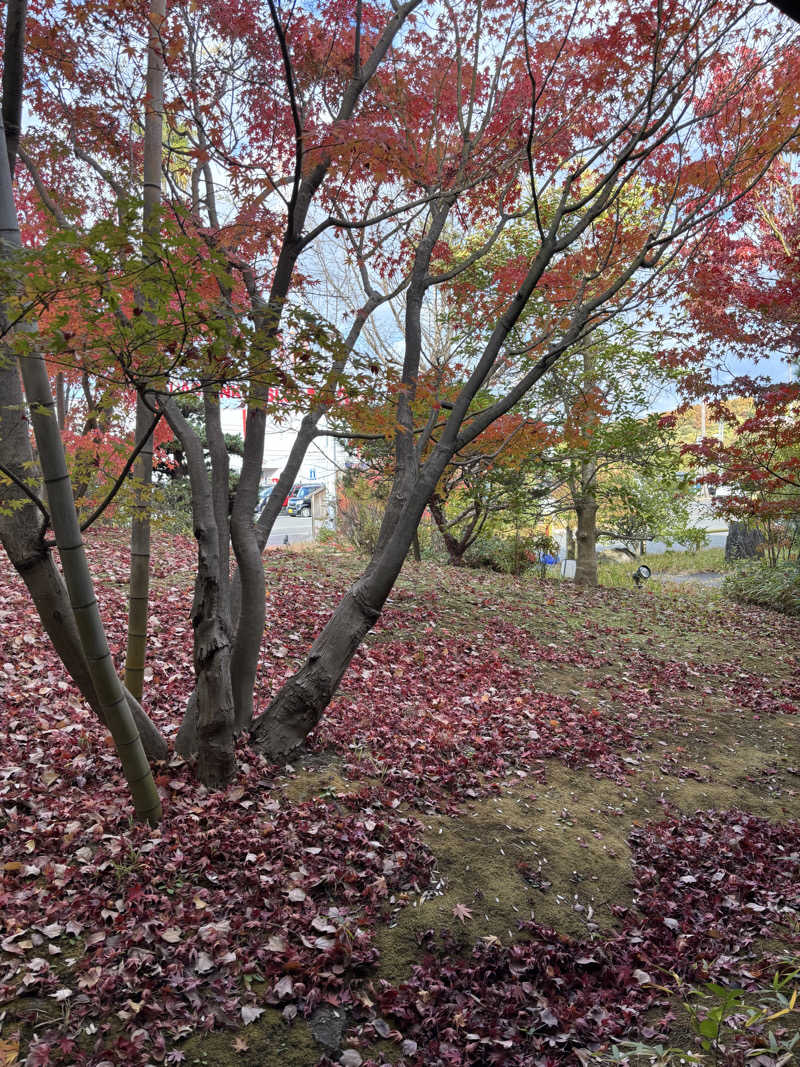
[41,411,164,545]
[0,461,49,522]
[17,143,73,228]
[265,0,304,234]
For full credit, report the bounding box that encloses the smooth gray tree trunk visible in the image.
[227,2,422,734]
[161,397,235,787]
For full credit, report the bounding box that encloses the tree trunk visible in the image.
[248,185,570,756]
[566,525,576,560]
[124,0,166,702]
[251,449,451,758]
[429,496,467,565]
[161,396,235,787]
[411,530,421,563]
[574,496,599,587]
[125,393,154,701]
[203,389,231,608]
[184,544,236,788]
[14,347,162,823]
[573,344,599,588]
[1,0,25,178]
[251,579,382,756]
[250,197,454,759]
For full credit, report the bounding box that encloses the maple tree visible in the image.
[2,0,800,800]
[250,0,800,757]
[8,0,427,785]
[673,155,800,563]
[427,417,556,569]
[330,357,557,568]
[682,388,800,563]
[4,5,800,1058]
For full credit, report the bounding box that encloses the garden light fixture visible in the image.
[632,564,651,587]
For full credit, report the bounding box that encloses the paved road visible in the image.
[266,514,313,546]
[654,571,725,588]
[644,531,727,555]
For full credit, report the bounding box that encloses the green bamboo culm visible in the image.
[125,391,154,702]
[124,0,166,703]
[16,348,162,826]
[0,2,161,823]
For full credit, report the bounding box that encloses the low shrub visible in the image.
[144,478,195,537]
[464,533,542,575]
[336,477,439,560]
[724,560,800,616]
[336,477,386,555]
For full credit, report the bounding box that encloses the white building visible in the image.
[219,403,350,500]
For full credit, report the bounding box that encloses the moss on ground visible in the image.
[181,1008,319,1066]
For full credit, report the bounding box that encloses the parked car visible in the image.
[287,483,325,517]
[254,485,274,517]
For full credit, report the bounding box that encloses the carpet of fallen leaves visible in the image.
[378,810,800,1062]
[1,529,799,1066]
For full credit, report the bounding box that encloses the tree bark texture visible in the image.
[55,370,65,428]
[566,525,576,560]
[574,494,599,588]
[161,397,235,787]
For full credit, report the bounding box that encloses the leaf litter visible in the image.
[0,531,798,1064]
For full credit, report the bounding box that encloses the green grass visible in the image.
[596,547,726,589]
[724,559,800,617]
